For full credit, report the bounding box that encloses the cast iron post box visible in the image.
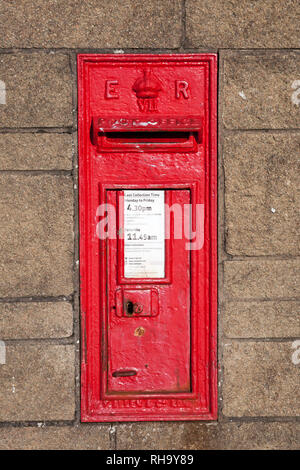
[78,54,217,421]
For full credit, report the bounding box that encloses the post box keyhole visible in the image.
[126,301,134,315]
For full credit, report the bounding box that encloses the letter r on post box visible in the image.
[175,80,190,99]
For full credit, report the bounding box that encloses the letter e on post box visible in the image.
[78,54,217,421]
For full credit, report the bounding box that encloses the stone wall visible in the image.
[0,1,299,449]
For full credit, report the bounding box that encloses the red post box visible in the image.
[78,54,217,421]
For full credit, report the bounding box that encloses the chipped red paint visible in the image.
[78,54,218,422]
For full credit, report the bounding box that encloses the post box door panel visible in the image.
[78,54,217,421]
[107,189,191,393]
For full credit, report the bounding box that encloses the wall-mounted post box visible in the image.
[78,54,217,421]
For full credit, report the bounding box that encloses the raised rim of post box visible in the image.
[78,54,218,422]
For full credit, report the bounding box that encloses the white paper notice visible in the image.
[124,190,165,278]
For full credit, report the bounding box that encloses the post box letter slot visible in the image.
[95,130,198,152]
[91,117,202,152]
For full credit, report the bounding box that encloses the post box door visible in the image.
[107,189,191,393]
[78,54,217,422]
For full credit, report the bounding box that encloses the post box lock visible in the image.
[115,288,159,317]
[126,302,143,315]
[78,54,217,422]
